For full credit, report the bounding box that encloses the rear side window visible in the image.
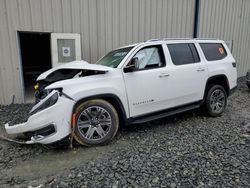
[199,43,227,61]
[167,43,200,65]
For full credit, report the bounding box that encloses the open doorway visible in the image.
[18,32,52,102]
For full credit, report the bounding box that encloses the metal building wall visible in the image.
[0,0,195,104]
[198,0,250,77]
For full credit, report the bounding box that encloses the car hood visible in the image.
[37,60,113,81]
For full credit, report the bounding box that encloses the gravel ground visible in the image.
[0,78,249,188]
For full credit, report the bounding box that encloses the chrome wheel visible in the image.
[77,106,112,141]
[209,89,226,113]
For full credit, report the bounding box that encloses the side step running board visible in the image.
[131,103,200,124]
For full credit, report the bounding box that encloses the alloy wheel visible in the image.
[77,106,112,141]
[209,89,226,113]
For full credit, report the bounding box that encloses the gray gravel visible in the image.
[0,78,249,188]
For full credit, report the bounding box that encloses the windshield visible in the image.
[96,47,133,68]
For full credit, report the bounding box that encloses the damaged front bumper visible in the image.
[4,90,75,144]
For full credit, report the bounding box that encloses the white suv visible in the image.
[5,39,237,146]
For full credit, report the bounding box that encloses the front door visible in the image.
[123,45,172,117]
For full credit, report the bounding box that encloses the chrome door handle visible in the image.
[197,68,205,72]
[159,73,170,78]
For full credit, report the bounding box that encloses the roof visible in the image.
[143,38,224,43]
[117,38,224,49]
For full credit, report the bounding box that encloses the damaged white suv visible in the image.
[5,39,237,146]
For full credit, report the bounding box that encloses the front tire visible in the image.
[73,99,119,146]
[204,85,227,117]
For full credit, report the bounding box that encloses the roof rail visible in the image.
[145,39,161,42]
[194,38,218,40]
[145,38,219,42]
[145,38,192,42]
[163,38,191,40]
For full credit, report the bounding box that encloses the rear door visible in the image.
[164,42,208,105]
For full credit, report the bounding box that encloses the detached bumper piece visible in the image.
[5,90,75,144]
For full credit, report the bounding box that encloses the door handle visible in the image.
[159,73,170,78]
[197,68,205,72]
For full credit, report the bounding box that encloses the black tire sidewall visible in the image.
[73,99,119,146]
[205,85,227,117]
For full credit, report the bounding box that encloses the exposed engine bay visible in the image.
[35,68,106,102]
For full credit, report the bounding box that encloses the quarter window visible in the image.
[199,43,227,61]
[167,43,200,65]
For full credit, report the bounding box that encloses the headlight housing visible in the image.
[30,91,59,115]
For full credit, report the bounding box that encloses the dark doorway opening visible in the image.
[19,32,52,102]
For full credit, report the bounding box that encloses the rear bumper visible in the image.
[5,94,75,144]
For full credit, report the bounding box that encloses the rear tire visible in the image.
[204,85,227,117]
[73,99,119,146]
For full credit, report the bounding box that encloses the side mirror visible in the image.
[124,57,140,73]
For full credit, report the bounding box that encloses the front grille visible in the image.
[25,124,56,138]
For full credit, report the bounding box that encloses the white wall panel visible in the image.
[1,0,248,105]
[5,0,23,103]
[29,0,43,31]
[17,0,32,31]
[41,0,53,32]
[0,0,8,104]
[0,0,195,104]
[198,0,250,77]
[61,0,72,33]
[51,0,63,32]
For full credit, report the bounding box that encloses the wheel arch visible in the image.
[204,74,230,99]
[72,94,128,126]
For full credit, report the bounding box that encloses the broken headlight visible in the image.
[30,91,59,115]
[47,88,63,96]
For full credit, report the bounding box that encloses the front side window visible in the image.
[131,46,165,70]
[199,43,227,61]
[96,47,133,68]
[167,43,200,65]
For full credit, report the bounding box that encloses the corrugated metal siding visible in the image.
[0,0,195,104]
[198,0,250,77]
[0,0,24,104]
